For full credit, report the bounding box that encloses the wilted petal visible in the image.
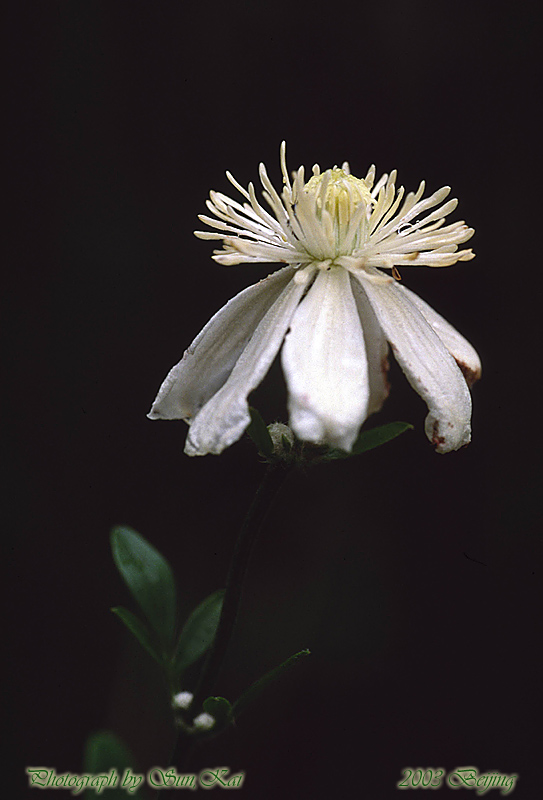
[148,267,296,422]
[185,276,306,455]
[350,274,390,415]
[282,267,369,451]
[397,284,482,387]
[355,275,472,453]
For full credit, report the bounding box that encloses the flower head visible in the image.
[149,143,480,455]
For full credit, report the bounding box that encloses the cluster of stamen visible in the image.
[194,143,474,279]
[298,169,375,261]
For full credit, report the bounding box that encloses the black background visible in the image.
[9,2,542,798]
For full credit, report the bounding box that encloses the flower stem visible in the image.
[172,460,292,769]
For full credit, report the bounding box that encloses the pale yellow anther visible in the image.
[304,169,375,221]
[302,168,375,258]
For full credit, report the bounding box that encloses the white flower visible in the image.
[149,143,481,455]
[192,712,215,731]
[172,691,194,710]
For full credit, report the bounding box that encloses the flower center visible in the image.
[303,169,374,259]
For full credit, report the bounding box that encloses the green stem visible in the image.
[171,461,291,771]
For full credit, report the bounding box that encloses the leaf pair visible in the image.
[247,406,413,463]
[110,528,312,743]
[111,527,223,681]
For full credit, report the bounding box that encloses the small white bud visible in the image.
[192,712,215,731]
[172,691,194,710]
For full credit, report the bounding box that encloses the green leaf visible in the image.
[84,730,146,798]
[247,407,274,458]
[110,526,176,652]
[322,421,414,460]
[111,607,163,666]
[202,696,233,730]
[174,590,224,674]
[232,649,310,719]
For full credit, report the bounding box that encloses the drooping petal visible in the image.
[184,274,308,456]
[354,274,472,453]
[349,274,390,415]
[396,284,482,387]
[282,267,369,451]
[148,267,296,422]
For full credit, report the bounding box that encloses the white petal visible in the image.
[148,267,295,422]
[282,267,369,451]
[355,274,472,453]
[396,284,482,387]
[349,274,390,415]
[185,275,307,455]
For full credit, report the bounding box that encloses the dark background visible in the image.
[9,2,541,798]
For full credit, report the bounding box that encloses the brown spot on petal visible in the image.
[455,359,482,388]
[406,251,420,261]
[431,421,446,449]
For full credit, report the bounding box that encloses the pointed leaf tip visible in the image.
[110,526,176,652]
[232,648,311,719]
[174,589,224,675]
[323,421,414,460]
